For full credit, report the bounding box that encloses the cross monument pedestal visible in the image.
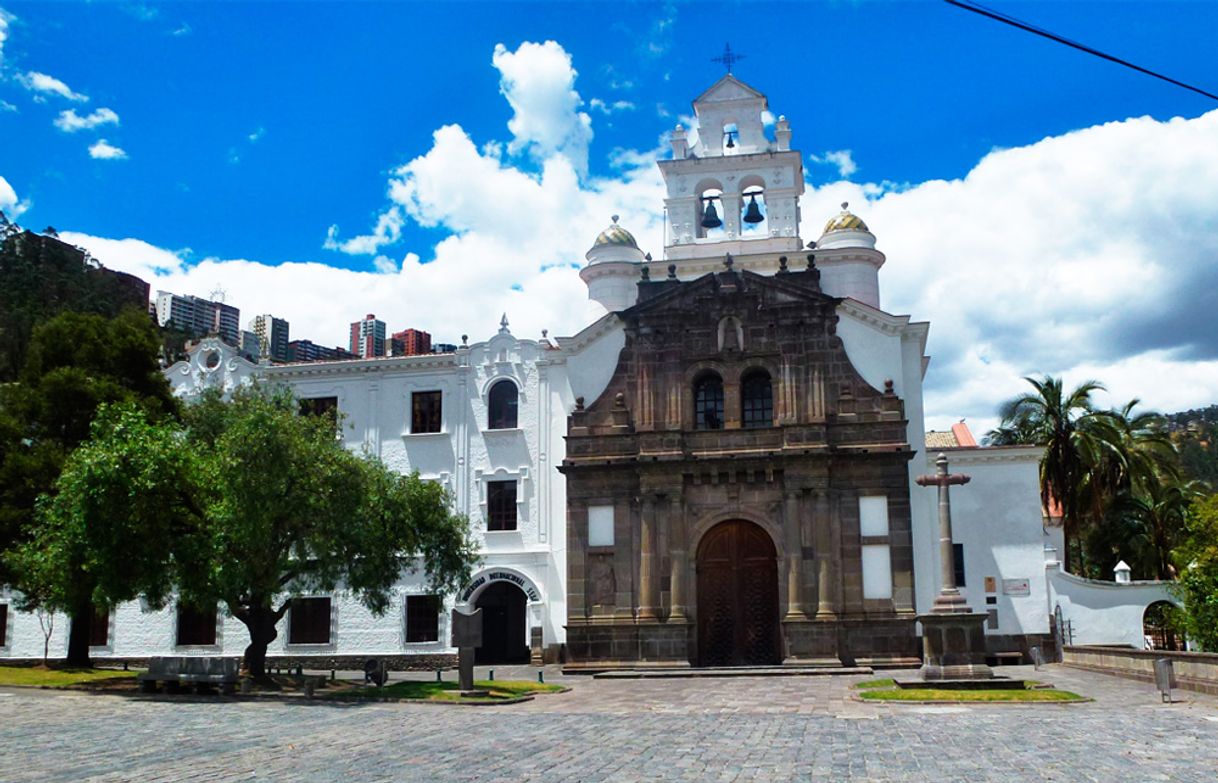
[915,453,993,681]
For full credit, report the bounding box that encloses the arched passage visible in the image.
[474,581,531,664]
[1143,601,1184,651]
[696,519,781,666]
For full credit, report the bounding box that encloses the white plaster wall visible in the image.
[1048,568,1178,648]
[937,449,1052,638]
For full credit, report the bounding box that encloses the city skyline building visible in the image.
[349,313,386,358]
[152,290,240,346]
[249,314,290,362]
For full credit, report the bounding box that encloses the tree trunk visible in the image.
[65,600,93,668]
[235,604,286,682]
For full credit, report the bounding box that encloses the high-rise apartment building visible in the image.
[286,339,358,363]
[349,313,386,358]
[153,291,239,346]
[389,328,431,357]
[248,314,290,362]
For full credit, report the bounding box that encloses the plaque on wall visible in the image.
[984,576,997,593]
[1002,578,1031,596]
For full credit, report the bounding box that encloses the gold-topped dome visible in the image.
[593,215,638,248]
[822,202,869,234]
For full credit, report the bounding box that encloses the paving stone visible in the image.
[0,665,1215,781]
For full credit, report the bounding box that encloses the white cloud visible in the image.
[0,100,16,113]
[492,41,593,177]
[171,23,192,37]
[88,139,128,160]
[324,208,404,256]
[18,71,88,102]
[53,107,119,132]
[248,126,265,143]
[0,7,12,64]
[57,233,186,280]
[590,98,636,115]
[0,175,31,219]
[802,109,1218,433]
[809,149,858,178]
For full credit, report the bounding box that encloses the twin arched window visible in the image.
[488,379,518,429]
[693,369,773,430]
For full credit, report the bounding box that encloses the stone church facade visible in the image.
[563,263,920,668]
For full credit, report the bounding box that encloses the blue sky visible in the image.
[2,1,1218,430]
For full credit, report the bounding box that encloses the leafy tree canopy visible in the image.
[12,385,478,678]
[0,309,177,589]
[1173,495,1218,651]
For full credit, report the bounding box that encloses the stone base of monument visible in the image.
[918,612,994,681]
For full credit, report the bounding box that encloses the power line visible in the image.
[945,0,1218,102]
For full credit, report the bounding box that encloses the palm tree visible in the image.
[991,376,1118,573]
[1100,477,1203,580]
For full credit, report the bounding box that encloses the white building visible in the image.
[0,73,1175,667]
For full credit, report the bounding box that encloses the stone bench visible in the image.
[138,656,241,695]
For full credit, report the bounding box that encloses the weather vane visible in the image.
[711,43,745,74]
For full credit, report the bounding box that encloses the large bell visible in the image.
[742,194,764,224]
[700,199,722,229]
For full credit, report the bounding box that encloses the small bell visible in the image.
[725,132,736,149]
[700,198,722,229]
[742,194,764,224]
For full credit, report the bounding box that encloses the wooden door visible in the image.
[696,520,780,666]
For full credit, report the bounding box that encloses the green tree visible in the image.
[1173,495,1218,651]
[14,386,478,680]
[989,376,1121,573]
[0,309,177,665]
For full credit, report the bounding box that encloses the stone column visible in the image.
[784,491,806,620]
[637,497,659,621]
[814,490,838,618]
[668,496,688,622]
[916,453,970,614]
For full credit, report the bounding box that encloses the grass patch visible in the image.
[855,678,897,690]
[337,679,565,702]
[857,687,1084,703]
[0,665,136,689]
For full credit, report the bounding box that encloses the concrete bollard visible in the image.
[436,669,442,682]
[538,670,544,684]
[489,669,494,682]
[304,680,315,700]
[330,669,336,683]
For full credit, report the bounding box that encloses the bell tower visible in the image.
[658,73,805,271]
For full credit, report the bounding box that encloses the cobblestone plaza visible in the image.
[2,665,1216,782]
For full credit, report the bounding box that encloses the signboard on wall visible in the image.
[1002,578,1031,596]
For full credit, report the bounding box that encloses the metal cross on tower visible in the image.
[711,43,745,73]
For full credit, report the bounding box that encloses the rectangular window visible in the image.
[487,480,517,531]
[288,597,332,645]
[176,603,218,646]
[0,604,7,648]
[587,504,615,547]
[858,495,889,537]
[861,545,893,600]
[299,396,339,432]
[89,607,109,647]
[953,542,966,588]
[405,595,440,643]
[411,391,442,434]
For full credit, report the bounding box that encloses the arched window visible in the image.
[741,370,773,429]
[694,373,724,431]
[488,380,518,429]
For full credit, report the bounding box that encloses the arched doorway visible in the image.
[696,519,780,666]
[1143,601,1184,651]
[474,581,530,664]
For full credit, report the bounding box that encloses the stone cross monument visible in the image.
[914,453,993,680]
